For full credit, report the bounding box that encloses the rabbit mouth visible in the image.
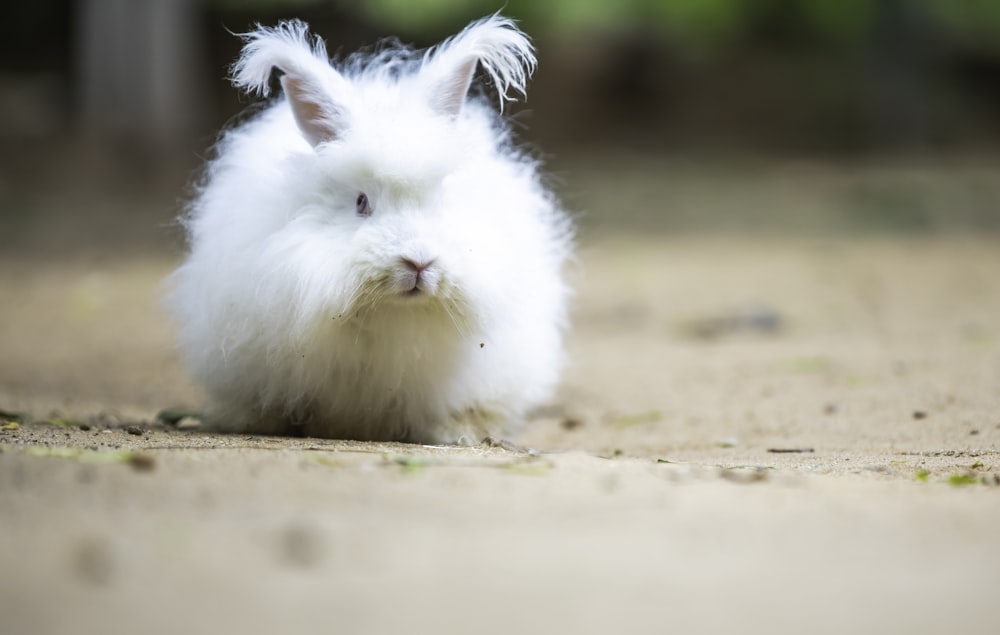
[349,272,473,331]
[349,260,450,310]
[396,257,439,297]
[399,278,439,300]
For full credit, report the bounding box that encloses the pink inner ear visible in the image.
[281,74,340,146]
[432,57,477,117]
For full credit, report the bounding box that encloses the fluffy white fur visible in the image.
[168,14,572,444]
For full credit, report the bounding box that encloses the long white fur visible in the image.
[421,14,537,110]
[168,15,571,444]
[231,20,337,97]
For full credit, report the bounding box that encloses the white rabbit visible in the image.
[167,14,573,444]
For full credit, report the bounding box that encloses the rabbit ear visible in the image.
[422,14,536,117]
[231,20,348,146]
[278,73,342,146]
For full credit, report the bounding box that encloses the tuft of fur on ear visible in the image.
[231,20,348,146]
[421,13,537,116]
[231,20,332,97]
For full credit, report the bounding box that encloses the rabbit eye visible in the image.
[356,192,372,217]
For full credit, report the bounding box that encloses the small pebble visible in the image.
[128,453,156,472]
[863,465,891,473]
[125,426,144,436]
[176,417,201,430]
[719,467,769,483]
[912,411,927,420]
[560,418,583,431]
[279,524,325,568]
[72,538,115,586]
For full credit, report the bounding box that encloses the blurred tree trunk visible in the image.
[76,0,208,156]
[867,0,934,151]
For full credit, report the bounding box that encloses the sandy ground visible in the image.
[2,234,999,634]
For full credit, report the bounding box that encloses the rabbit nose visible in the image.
[401,257,436,274]
[398,256,439,295]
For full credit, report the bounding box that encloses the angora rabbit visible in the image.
[168,14,572,444]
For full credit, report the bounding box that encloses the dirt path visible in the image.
[2,235,999,634]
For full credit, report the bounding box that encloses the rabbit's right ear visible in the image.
[231,21,348,147]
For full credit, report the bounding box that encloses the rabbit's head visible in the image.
[221,16,545,331]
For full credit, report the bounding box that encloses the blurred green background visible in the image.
[2,0,1000,253]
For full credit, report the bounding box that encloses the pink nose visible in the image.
[401,257,435,274]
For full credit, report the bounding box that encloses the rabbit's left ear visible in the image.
[231,20,348,147]
[422,14,536,117]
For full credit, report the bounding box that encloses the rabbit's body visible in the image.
[169,16,571,444]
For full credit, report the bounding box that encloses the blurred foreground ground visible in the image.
[1,157,999,634]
